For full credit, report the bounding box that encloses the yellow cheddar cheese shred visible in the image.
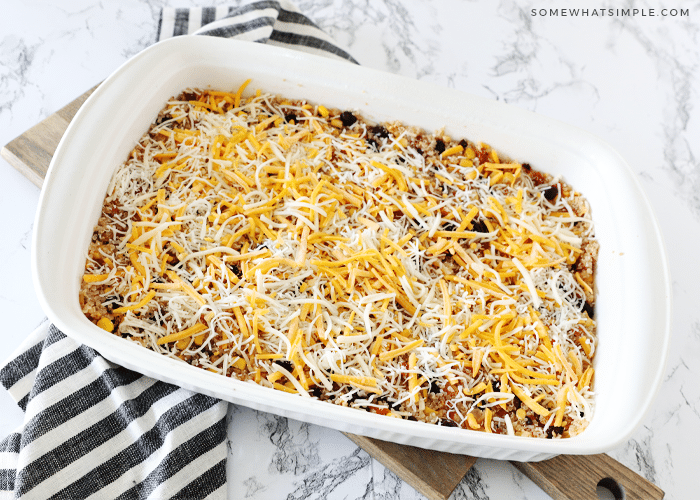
[79,85,598,439]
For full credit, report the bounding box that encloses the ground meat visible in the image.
[568,196,588,217]
[529,170,551,186]
[575,239,599,305]
[79,88,598,439]
[80,286,111,322]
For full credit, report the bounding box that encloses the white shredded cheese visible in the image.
[80,86,598,439]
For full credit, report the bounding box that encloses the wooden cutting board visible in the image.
[1,88,665,500]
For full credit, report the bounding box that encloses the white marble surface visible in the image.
[1,0,698,498]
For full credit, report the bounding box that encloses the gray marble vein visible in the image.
[450,465,490,500]
[0,36,41,117]
[608,5,700,220]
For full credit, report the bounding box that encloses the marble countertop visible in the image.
[1,1,698,498]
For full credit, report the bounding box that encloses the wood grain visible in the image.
[1,85,98,187]
[2,86,665,500]
[343,433,477,500]
[513,453,665,500]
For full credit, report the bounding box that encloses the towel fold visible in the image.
[0,2,355,498]
[1,323,228,500]
[158,0,357,63]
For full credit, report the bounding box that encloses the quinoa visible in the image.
[80,86,598,438]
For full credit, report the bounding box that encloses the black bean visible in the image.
[339,111,357,127]
[346,392,361,404]
[429,380,441,394]
[546,426,565,439]
[439,418,459,427]
[284,113,297,124]
[309,387,323,398]
[582,301,595,318]
[522,162,532,172]
[471,219,488,233]
[274,360,294,372]
[434,138,446,154]
[369,125,389,138]
[543,184,559,201]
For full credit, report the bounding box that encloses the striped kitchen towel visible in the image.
[157,0,357,63]
[0,323,229,500]
[0,2,355,499]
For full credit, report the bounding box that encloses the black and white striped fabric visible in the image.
[158,0,357,63]
[1,2,355,499]
[0,323,228,500]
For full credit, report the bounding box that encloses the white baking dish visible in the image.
[32,36,671,461]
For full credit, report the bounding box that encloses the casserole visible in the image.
[33,35,671,461]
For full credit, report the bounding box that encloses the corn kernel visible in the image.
[96,317,114,332]
[459,158,473,168]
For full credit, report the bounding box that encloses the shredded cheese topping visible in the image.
[80,83,598,438]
